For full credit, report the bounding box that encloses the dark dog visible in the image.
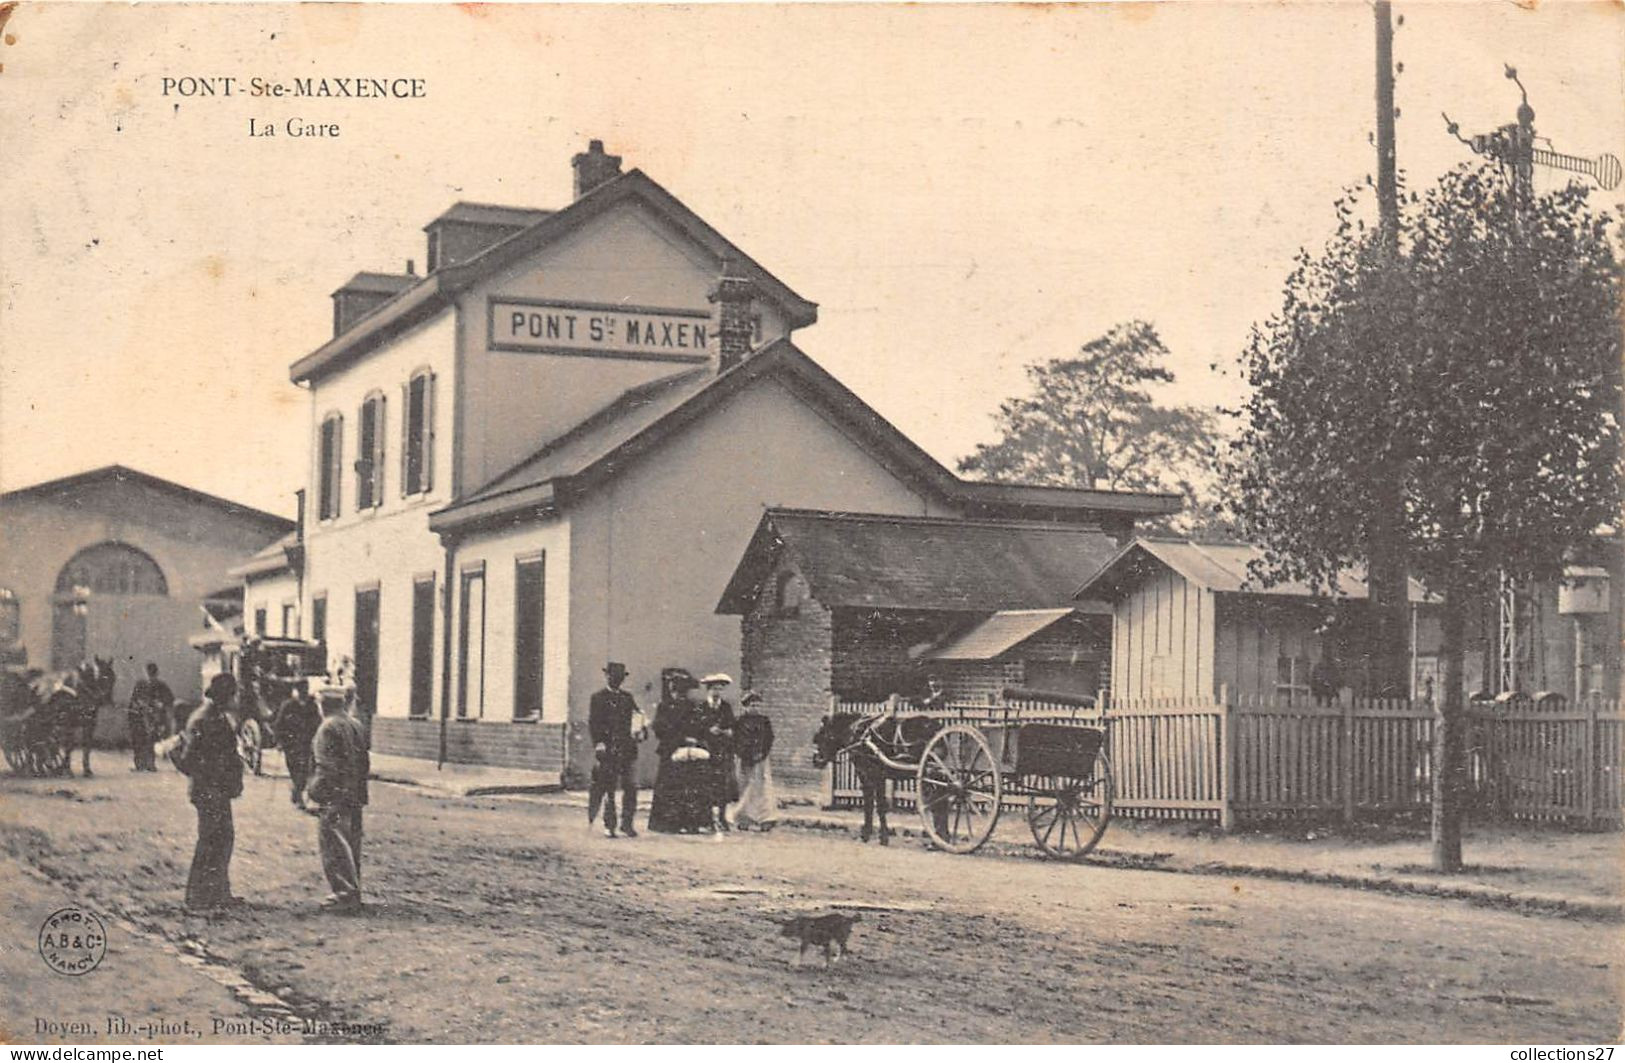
[778,912,862,966]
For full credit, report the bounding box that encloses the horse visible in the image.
[812,709,943,845]
[63,657,114,776]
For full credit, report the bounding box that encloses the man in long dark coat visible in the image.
[177,673,244,914]
[587,662,645,838]
[128,662,173,772]
[272,680,321,811]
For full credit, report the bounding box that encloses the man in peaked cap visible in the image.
[587,661,645,838]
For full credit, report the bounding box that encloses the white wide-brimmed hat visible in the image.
[700,672,733,687]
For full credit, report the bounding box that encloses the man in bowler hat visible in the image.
[587,662,645,838]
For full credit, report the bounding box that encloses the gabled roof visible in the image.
[1074,538,1433,603]
[923,608,1082,661]
[429,340,1182,536]
[0,465,293,533]
[291,170,819,384]
[716,509,1121,615]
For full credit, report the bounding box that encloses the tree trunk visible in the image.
[1431,586,1468,872]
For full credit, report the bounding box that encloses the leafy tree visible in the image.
[1228,163,1622,870]
[958,320,1227,535]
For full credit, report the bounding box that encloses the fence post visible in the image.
[1340,689,1355,824]
[1217,683,1234,831]
[1583,695,1597,827]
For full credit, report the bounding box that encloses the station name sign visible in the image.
[489,299,712,360]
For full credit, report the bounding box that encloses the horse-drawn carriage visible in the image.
[194,635,326,774]
[1,658,115,777]
[814,689,1114,860]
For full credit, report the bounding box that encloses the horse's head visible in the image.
[811,714,855,769]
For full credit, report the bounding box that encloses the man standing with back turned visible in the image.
[307,684,370,913]
[587,662,644,839]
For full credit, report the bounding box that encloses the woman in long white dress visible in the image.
[731,690,778,831]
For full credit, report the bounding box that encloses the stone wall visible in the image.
[739,577,834,790]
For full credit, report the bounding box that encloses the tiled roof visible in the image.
[0,465,293,532]
[716,510,1121,614]
[332,272,417,296]
[924,608,1081,661]
[226,532,299,580]
[1075,538,1434,603]
[431,341,1183,536]
[446,367,713,512]
[426,202,554,229]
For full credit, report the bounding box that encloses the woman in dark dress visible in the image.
[647,670,714,834]
[696,674,738,831]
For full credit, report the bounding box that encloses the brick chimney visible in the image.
[572,139,622,199]
[709,261,756,373]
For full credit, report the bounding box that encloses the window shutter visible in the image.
[376,393,387,502]
[400,383,409,497]
[335,415,344,518]
[425,371,437,494]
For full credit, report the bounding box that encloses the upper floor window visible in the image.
[403,369,436,496]
[356,392,386,510]
[318,412,343,520]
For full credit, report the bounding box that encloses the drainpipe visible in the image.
[437,530,458,771]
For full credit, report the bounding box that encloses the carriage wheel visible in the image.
[238,719,263,776]
[916,724,1003,854]
[39,740,69,777]
[1027,752,1113,861]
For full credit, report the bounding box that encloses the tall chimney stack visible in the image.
[572,139,623,199]
[709,260,756,373]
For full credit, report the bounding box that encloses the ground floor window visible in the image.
[254,606,268,637]
[311,594,327,645]
[281,601,297,638]
[410,575,436,718]
[458,567,486,719]
[1276,654,1312,702]
[513,554,545,720]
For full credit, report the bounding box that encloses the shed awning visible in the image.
[924,608,1078,661]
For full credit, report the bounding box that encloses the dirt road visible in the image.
[2,769,1619,1043]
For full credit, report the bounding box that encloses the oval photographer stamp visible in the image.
[38,907,107,976]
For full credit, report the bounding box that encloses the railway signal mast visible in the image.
[1441,67,1621,695]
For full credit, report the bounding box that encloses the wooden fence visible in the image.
[826,692,1623,829]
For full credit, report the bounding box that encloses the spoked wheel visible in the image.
[1027,752,1113,860]
[238,718,263,776]
[916,724,1003,854]
[37,741,69,777]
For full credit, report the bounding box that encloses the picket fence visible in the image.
[827,691,1624,829]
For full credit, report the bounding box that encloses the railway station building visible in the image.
[278,140,1180,785]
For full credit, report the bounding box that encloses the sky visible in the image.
[2,1,1621,519]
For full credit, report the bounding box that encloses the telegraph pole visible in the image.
[1374,0,1400,251]
[1367,0,1411,699]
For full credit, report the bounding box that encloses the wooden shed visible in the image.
[1075,538,1431,703]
